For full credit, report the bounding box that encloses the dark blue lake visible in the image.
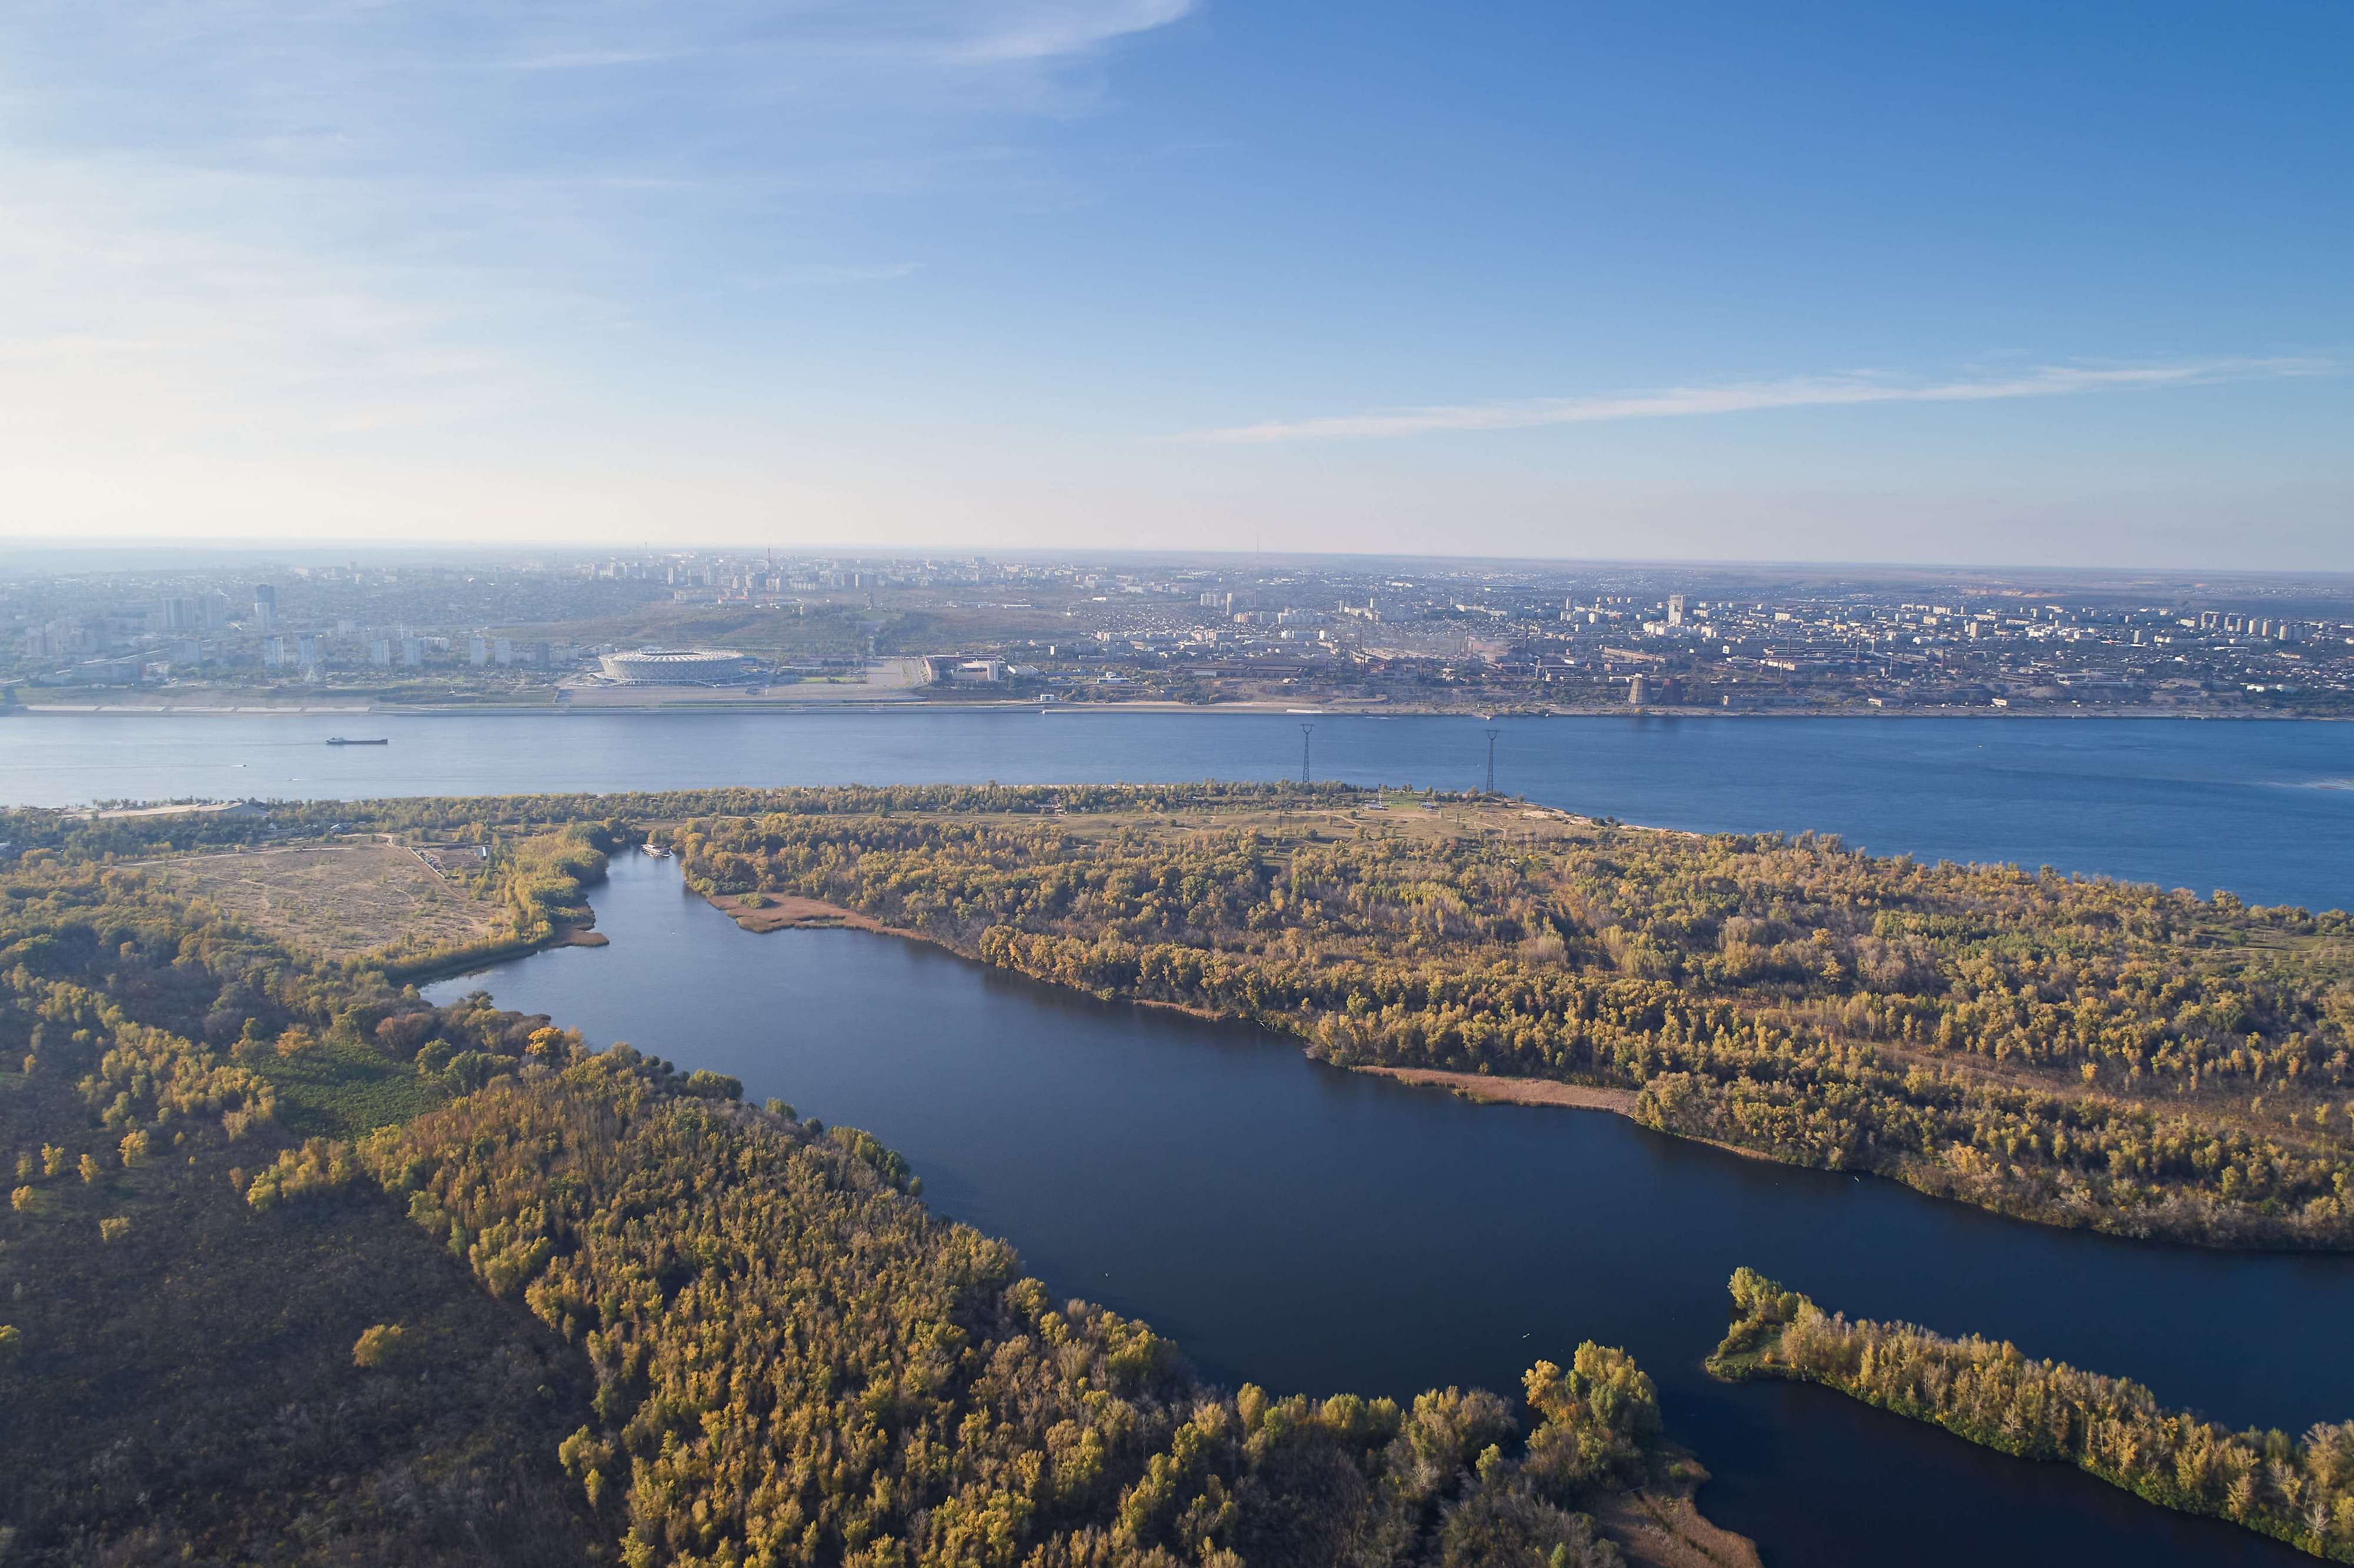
[8,710,2351,907]
[432,854,2353,1568]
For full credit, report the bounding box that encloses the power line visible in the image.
[1485,729,1498,795]
[1299,723,1314,784]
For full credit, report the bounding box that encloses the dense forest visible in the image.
[650,788,2354,1247]
[364,1051,1729,1568]
[1707,1269,2354,1560]
[0,805,1743,1566]
[0,858,605,1560]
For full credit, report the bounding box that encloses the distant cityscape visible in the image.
[5,550,2352,715]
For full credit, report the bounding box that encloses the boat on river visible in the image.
[324,736,389,745]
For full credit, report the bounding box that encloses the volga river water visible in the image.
[431,853,2353,1568]
[17,710,2354,1562]
[7,709,2350,905]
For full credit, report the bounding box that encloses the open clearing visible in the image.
[154,842,511,963]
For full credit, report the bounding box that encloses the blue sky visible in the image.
[3,0,2346,564]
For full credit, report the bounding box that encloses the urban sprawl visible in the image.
[6,552,2352,715]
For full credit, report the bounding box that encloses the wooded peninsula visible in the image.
[647,783,2352,1249]
[1707,1269,2354,1559]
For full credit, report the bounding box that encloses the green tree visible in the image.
[351,1323,406,1369]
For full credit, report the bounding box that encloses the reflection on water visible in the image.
[431,855,2345,1566]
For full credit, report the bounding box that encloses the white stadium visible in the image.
[596,648,763,685]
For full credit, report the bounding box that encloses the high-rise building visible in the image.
[252,584,277,632]
[148,596,207,634]
[1665,595,1685,628]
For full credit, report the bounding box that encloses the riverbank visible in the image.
[695,890,1831,1179]
[1353,1065,1640,1114]
[1346,1066,1790,1167]
[704,890,905,934]
[9,697,2341,720]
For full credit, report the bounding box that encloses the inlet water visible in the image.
[431,853,2352,1567]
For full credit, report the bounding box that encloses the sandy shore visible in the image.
[1356,1066,1791,1165]
[1354,1065,1640,1114]
[1594,1484,1764,1568]
[703,891,898,934]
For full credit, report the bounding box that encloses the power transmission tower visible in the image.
[1485,729,1498,795]
[1299,724,1314,784]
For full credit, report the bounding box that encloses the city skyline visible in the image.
[4,1,2348,564]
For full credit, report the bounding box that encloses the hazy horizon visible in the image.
[11,537,2354,585]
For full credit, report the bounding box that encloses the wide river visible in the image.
[433,853,2350,1568]
[8,709,2351,905]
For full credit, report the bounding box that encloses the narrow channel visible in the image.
[430,851,2350,1567]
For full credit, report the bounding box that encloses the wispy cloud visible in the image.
[946,0,1195,64]
[0,0,1196,515]
[1179,358,2336,444]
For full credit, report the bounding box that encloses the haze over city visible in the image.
[5,1,2347,564]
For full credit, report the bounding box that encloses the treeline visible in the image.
[0,782,1364,863]
[665,803,2354,1246]
[1708,1268,2354,1560]
[363,1047,1720,1568]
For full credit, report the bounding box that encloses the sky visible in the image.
[2,0,2348,565]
